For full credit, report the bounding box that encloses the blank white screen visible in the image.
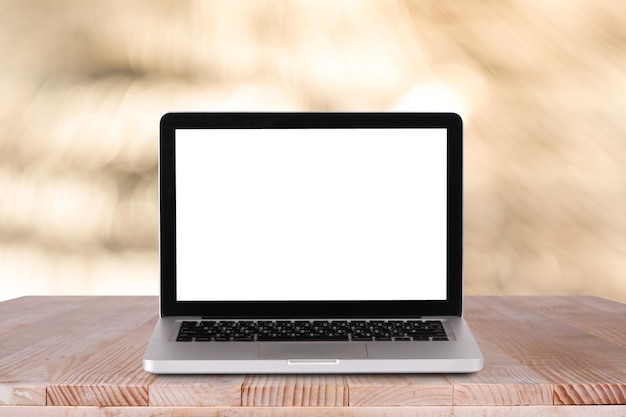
[175,128,447,301]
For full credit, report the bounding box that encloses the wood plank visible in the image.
[0,296,157,406]
[452,364,554,406]
[0,296,94,333]
[481,296,626,371]
[467,296,626,405]
[148,375,245,406]
[0,386,45,406]
[1,406,626,417]
[0,296,105,361]
[0,297,96,405]
[241,375,349,406]
[504,296,626,405]
[450,297,554,405]
[346,375,452,406]
[554,383,626,406]
[47,318,158,406]
[521,296,626,348]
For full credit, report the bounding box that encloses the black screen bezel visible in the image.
[159,112,463,318]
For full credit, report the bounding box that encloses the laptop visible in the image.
[143,112,483,374]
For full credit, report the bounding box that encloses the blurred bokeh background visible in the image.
[1,1,625,302]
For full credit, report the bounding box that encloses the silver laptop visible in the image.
[143,112,483,374]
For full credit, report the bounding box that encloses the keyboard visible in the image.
[176,319,449,342]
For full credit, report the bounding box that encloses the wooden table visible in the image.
[0,296,625,416]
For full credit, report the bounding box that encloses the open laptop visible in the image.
[143,112,483,374]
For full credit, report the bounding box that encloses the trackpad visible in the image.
[259,342,367,359]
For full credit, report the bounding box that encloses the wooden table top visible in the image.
[0,295,625,416]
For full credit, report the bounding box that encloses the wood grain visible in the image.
[46,317,158,406]
[466,296,626,405]
[149,375,245,406]
[519,296,626,348]
[0,295,625,414]
[1,406,626,417]
[0,386,45,407]
[0,297,152,406]
[346,375,452,406]
[453,297,555,405]
[241,375,349,406]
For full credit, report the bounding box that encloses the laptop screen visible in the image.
[159,113,463,318]
[175,127,447,302]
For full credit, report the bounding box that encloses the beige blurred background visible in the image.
[1,1,625,303]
